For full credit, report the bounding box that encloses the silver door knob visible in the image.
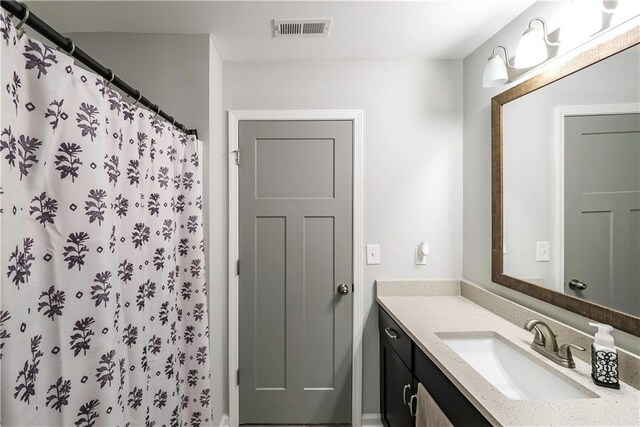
[568,279,587,290]
[337,283,349,295]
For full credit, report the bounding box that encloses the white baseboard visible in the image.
[362,413,383,427]
[218,413,229,427]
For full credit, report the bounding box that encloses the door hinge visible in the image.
[352,283,354,293]
[232,149,240,166]
[236,369,240,386]
[236,259,240,276]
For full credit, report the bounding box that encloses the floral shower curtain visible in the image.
[0,12,211,427]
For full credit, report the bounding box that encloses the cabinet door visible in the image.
[380,335,414,427]
[414,346,490,426]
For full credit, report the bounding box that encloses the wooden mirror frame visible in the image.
[491,25,640,336]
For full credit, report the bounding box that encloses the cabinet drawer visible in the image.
[414,346,491,427]
[378,306,412,369]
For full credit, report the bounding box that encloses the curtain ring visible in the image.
[56,38,75,56]
[132,91,143,108]
[104,69,115,89]
[63,37,75,55]
[15,4,30,39]
[171,118,176,126]
[152,105,160,120]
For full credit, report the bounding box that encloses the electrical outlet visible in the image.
[415,243,429,265]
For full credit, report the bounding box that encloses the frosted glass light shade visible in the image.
[483,54,509,87]
[515,27,548,68]
[559,0,602,43]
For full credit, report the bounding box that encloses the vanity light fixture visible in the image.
[515,17,560,69]
[558,0,603,44]
[482,45,515,88]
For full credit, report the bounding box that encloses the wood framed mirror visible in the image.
[492,25,640,336]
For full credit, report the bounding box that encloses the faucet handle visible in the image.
[528,325,545,346]
[525,320,547,346]
[558,343,586,368]
[525,319,560,351]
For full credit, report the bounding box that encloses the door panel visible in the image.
[239,120,353,424]
[303,216,335,390]
[256,138,335,199]
[577,211,613,306]
[255,216,287,390]
[564,114,640,316]
[631,210,640,298]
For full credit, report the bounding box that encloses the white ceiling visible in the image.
[28,1,537,61]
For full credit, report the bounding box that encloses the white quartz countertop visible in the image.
[377,294,640,426]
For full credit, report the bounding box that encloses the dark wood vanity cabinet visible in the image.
[378,306,491,427]
[380,337,415,427]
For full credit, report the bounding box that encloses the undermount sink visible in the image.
[438,332,599,400]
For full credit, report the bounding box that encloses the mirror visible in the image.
[492,27,640,336]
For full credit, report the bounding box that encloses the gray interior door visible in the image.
[564,113,640,316]
[239,120,353,424]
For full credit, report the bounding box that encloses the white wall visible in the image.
[67,32,228,425]
[223,59,463,414]
[502,46,639,290]
[462,2,640,351]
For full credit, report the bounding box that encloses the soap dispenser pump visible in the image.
[589,322,619,389]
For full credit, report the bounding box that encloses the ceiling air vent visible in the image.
[273,18,332,37]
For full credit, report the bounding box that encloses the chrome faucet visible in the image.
[524,320,585,368]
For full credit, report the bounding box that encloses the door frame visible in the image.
[227,110,364,427]
[554,103,640,294]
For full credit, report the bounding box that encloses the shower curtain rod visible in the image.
[1,1,198,138]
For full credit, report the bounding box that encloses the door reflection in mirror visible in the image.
[502,45,639,317]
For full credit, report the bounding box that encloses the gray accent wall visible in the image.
[462,2,640,353]
[223,59,463,414]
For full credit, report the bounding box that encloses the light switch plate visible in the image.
[366,244,380,265]
[536,241,550,262]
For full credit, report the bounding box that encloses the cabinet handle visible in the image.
[384,327,399,340]
[409,394,417,417]
[402,384,411,404]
